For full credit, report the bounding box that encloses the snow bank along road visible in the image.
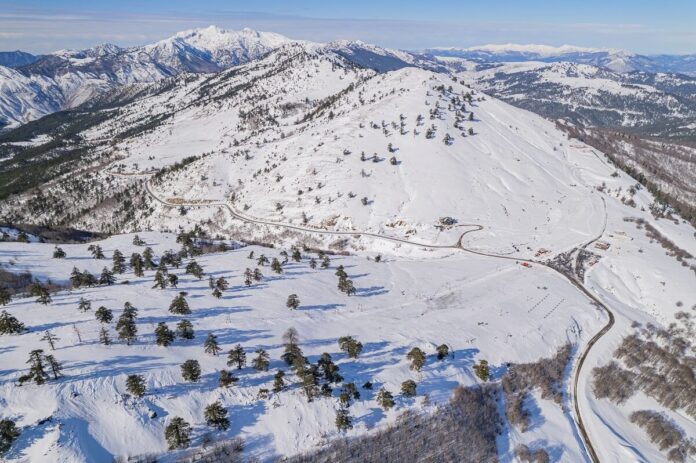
[134,172,612,462]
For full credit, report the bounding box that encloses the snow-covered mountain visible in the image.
[0,51,40,68]
[426,44,696,75]
[0,36,695,463]
[463,61,696,139]
[0,26,292,129]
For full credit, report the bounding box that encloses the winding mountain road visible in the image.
[133,173,611,463]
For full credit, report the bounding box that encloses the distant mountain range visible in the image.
[424,44,696,75]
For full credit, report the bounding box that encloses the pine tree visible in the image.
[253,268,263,281]
[99,326,111,345]
[155,322,175,346]
[377,388,395,410]
[335,407,353,431]
[126,374,146,398]
[204,401,230,430]
[0,418,20,455]
[204,333,221,356]
[95,306,113,324]
[176,319,194,340]
[338,276,356,296]
[208,275,216,290]
[281,328,302,366]
[334,265,347,279]
[41,330,59,350]
[167,273,179,288]
[180,360,201,382]
[132,234,145,246]
[271,258,283,274]
[99,267,115,285]
[227,344,246,369]
[88,244,105,259]
[473,359,490,381]
[256,254,269,266]
[19,349,48,385]
[338,336,363,358]
[286,294,300,310]
[130,253,144,277]
[298,363,320,402]
[252,349,270,371]
[116,303,138,345]
[0,288,10,306]
[436,344,450,360]
[318,353,342,383]
[243,268,253,286]
[142,247,155,270]
[80,270,97,287]
[309,258,317,269]
[280,250,289,264]
[44,354,62,380]
[215,277,229,291]
[407,347,426,371]
[273,370,285,392]
[401,379,417,397]
[70,267,83,288]
[112,249,126,274]
[321,256,330,268]
[218,370,238,388]
[169,292,191,315]
[77,297,91,312]
[165,417,191,450]
[212,287,222,298]
[247,251,255,260]
[52,246,66,259]
[339,382,360,406]
[0,310,25,334]
[291,248,301,262]
[185,260,203,279]
[152,270,167,289]
[30,283,51,305]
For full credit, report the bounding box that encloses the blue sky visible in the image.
[1,0,694,54]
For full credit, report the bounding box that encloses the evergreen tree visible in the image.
[142,247,155,270]
[218,370,238,388]
[318,353,342,383]
[44,354,62,380]
[227,344,246,369]
[309,258,317,269]
[126,374,146,398]
[99,326,111,345]
[169,292,191,315]
[204,333,221,356]
[212,287,222,298]
[130,253,144,277]
[41,330,59,350]
[321,256,330,268]
[273,370,285,392]
[30,283,51,305]
[256,254,269,266]
[334,265,347,279]
[436,344,450,360]
[0,310,24,335]
[19,349,48,385]
[112,249,126,274]
[377,388,395,410]
[116,303,138,345]
[204,401,230,430]
[155,322,175,347]
[335,407,353,431]
[407,347,426,371]
[473,359,490,382]
[401,379,417,397]
[152,270,167,289]
[208,275,216,290]
[252,349,270,371]
[99,267,115,285]
[95,306,113,324]
[77,297,91,312]
[0,288,10,306]
[165,417,191,450]
[338,336,363,358]
[337,277,356,296]
[88,244,105,259]
[253,268,263,281]
[180,360,201,382]
[281,328,302,366]
[52,246,66,259]
[271,258,283,274]
[215,277,229,291]
[292,248,301,262]
[167,273,179,288]
[132,234,145,246]
[280,250,289,264]
[286,294,300,310]
[176,319,194,340]
[243,268,253,286]
[0,418,20,456]
[185,260,203,279]
[80,270,97,287]
[17,231,29,243]
[247,251,255,260]
[298,363,320,401]
[339,382,360,406]
[70,267,83,287]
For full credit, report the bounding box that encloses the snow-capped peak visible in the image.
[463,43,611,56]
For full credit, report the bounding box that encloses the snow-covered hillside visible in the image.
[0,35,695,463]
